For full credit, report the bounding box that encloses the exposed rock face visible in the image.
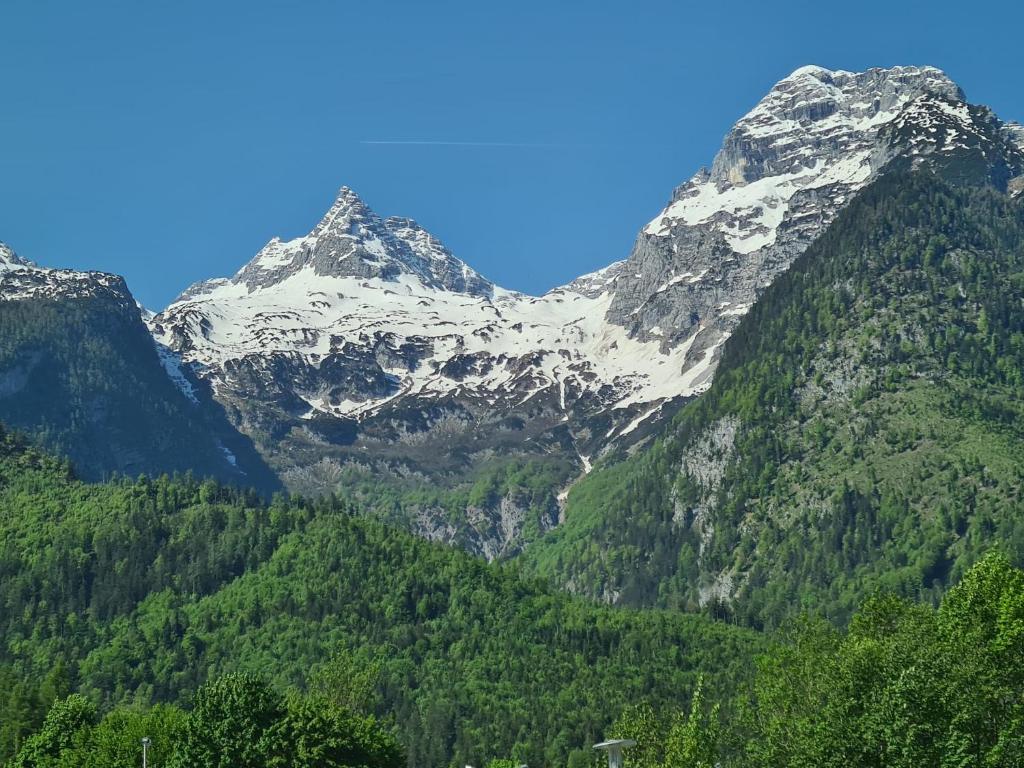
[408,492,561,561]
[604,66,994,378]
[147,64,1023,556]
[1006,121,1024,151]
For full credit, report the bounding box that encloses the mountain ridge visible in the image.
[523,166,1024,624]
[142,64,1024,558]
[3,63,1023,560]
[0,249,279,487]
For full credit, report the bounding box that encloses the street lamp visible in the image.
[594,739,636,768]
[141,736,151,768]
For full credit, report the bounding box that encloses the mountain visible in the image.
[0,424,759,767]
[149,64,1024,558]
[149,188,713,554]
[0,244,278,488]
[605,66,999,359]
[149,186,713,467]
[523,159,1024,625]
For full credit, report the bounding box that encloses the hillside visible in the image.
[0,251,278,489]
[0,425,758,767]
[523,168,1024,627]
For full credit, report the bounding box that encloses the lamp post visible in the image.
[141,736,151,768]
[594,739,636,768]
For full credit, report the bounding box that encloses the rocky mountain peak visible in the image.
[607,64,1022,399]
[709,65,963,187]
[307,185,378,240]
[219,186,492,297]
[0,242,34,270]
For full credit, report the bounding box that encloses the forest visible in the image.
[0,425,757,767]
[525,169,1024,628]
[10,542,1024,767]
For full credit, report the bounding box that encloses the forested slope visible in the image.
[0,426,758,767]
[525,170,1024,627]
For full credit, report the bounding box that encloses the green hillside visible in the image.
[524,170,1024,627]
[0,290,278,489]
[0,425,758,767]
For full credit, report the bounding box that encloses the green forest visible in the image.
[525,169,1024,628]
[8,493,1024,768]
[0,426,758,767]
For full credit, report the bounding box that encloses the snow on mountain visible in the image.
[0,243,136,304]
[643,66,961,245]
[0,242,31,270]
[231,186,494,297]
[151,188,713,440]
[150,64,1024,522]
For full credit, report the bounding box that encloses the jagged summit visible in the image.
[710,64,963,187]
[0,242,33,270]
[779,64,960,95]
[642,65,967,256]
[219,185,493,298]
[607,63,1022,375]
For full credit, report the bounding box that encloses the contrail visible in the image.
[360,140,562,147]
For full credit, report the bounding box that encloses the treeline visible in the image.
[16,552,1024,767]
[599,553,1024,767]
[0,425,758,767]
[526,169,1024,628]
[9,671,402,768]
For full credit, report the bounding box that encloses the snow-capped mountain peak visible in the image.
[608,64,1021,381]
[226,186,493,298]
[0,242,34,271]
[647,65,963,245]
[149,183,723,509]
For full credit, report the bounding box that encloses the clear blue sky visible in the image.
[2,0,1022,309]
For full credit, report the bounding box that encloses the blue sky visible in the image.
[2,0,1022,308]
